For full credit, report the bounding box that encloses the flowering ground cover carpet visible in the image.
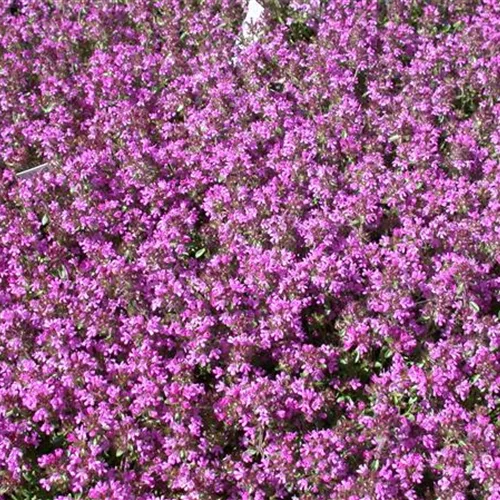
[0,1,499,499]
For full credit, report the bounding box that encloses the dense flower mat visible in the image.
[0,0,499,498]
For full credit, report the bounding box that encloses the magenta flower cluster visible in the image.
[0,0,499,498]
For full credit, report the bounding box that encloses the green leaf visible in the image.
[42,103,56,113]
[469,301,480,313]
[58,265,68,280]
[388,134,400,143]
[381,346,393,359]
[116,448,125,457]
[195,248,206,259]
[41,214,50,226]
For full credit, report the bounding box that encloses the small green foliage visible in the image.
[58,265,68,280]
[288,20,316,43]
[195,247,206,258]
[453,87,480,119]
[42,103,55,114]
[408,2,424,30]
[469,301,480,313]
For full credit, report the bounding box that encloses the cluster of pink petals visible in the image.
[0,0,499,498]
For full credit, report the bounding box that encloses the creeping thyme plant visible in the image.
[0,0,499,498]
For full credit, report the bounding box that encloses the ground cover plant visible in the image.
[0,0,499,498]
